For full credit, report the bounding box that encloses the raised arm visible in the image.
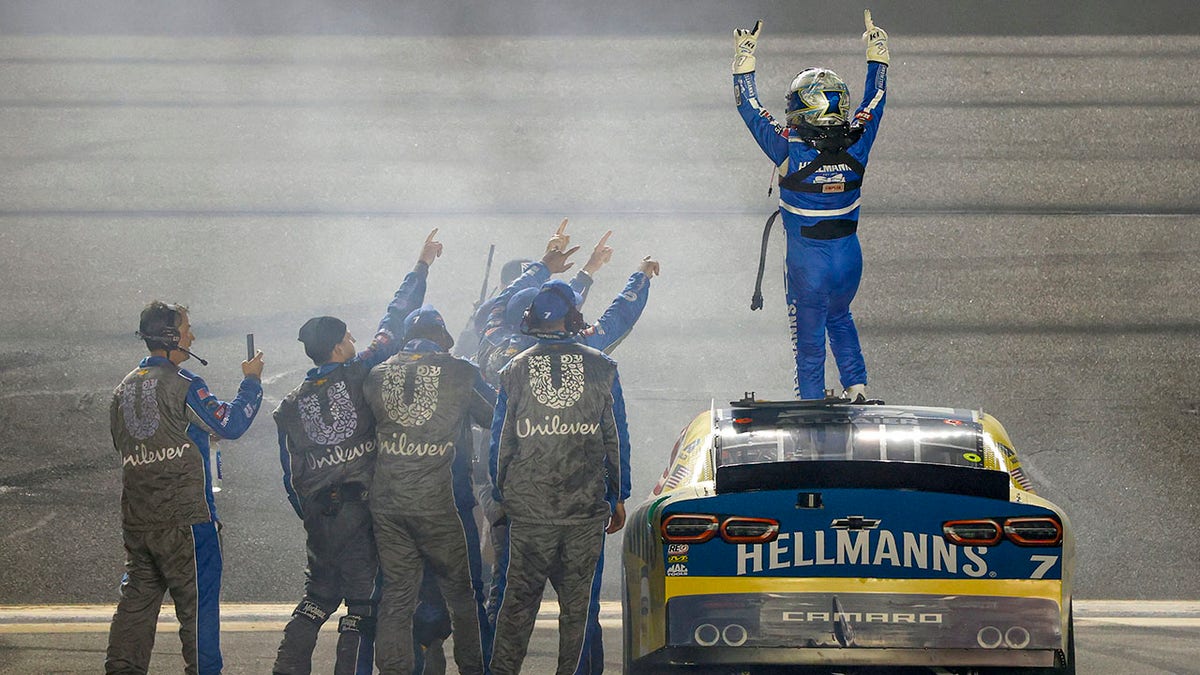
[732,20,788,165]
[581,257,658,354]
[570,230,614,307]
[849,11,890,162]
[477,220,581,351]
[357,229,440,368]
[185,372,263,440]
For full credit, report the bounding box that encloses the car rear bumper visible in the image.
[634,645,1059,669]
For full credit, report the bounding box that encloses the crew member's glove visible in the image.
[862,9,889,65]
[732,20,762,75]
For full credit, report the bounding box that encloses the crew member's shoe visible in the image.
[843,384,867,403]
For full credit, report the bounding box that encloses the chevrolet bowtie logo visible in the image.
[830,515,880,531]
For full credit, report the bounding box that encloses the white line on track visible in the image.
[0,601,1196,634]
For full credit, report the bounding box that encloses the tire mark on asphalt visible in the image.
[0,459,113,489]
[3,512,57,540]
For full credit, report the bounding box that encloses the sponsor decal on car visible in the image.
[782,610,943,624]
[736,530,990,578]
[666,564,689,577]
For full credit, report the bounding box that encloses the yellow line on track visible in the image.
[2,601,1197,634]
[0,602,625,634]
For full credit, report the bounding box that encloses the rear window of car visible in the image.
[716,417,986,470]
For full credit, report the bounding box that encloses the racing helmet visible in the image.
[785,68,850,128]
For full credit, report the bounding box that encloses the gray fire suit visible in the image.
[272,263,428,675]
[272,362,381,675]
[106,356,262,675]
[489,338,622,675]
[364,339,495,675]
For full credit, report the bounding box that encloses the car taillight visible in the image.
[1003,517,1063,546]
[720,517,780,544]
[943,516,1063,547]
[662,514,781,544]
[943,519,1002,546]
[662,514,719,543]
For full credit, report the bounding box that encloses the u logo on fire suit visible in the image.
[119,379,160,440]
[528,354,585,409]
[382,364,440,425]
[297,380,358,445]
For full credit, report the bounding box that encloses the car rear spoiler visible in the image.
[715,460,1011,501]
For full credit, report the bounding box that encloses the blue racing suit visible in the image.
[735,61,887,399]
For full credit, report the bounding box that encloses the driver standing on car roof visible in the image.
[733,10,889,401]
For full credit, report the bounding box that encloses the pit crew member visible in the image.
[106,301,264,675]
[271,230,441,675]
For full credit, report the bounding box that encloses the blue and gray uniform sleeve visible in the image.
[610,371,631,504]
[488,386,511,503]
[185,375,263,439]
[601,371,624,506]
[581,271,651,354]
[277,424,305,519]
[470,369,498,428]
[357,261,430,369]
[734,71,788,165]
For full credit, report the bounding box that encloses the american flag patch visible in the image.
[663,464,691,491]
[1010,466,1034,492]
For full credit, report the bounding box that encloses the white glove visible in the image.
[862,9,889,65]
[732,20,762,75]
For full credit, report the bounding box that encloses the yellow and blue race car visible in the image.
[623,396,1074,674]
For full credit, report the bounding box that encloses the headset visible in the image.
[135,303,208,366]
[520,284,588,336]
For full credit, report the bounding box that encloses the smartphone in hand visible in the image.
[246,333,255,360]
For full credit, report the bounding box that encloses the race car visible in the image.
[622,395,1075,674]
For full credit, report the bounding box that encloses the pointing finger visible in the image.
[555,218,569,237]
[425,228,438,242]
[597,230,613,249]
[864,9,874,31]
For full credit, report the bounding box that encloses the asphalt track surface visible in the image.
[0,4,1199,673]
[1,602,1199,674]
